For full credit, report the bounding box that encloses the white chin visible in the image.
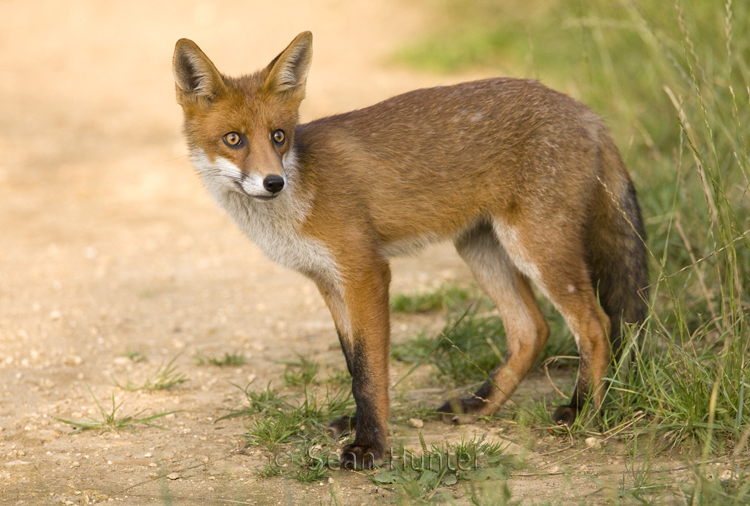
[250,194,277,202]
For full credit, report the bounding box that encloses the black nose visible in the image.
[263,175,285,194]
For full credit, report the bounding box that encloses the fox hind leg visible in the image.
[439,221,550,421]
[493,220,612,425]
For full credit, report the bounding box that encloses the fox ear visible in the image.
[173,39,226,104]
[264,32,313,99]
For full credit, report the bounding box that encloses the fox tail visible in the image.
[586,134,649,359]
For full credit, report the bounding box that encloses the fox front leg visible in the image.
[316,259,391,470]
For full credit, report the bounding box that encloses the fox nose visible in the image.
[263,175,285,194]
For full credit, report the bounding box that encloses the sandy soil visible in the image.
[0,1,689,504]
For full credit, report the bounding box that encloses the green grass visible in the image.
[391,284,474,313]
[282,354,321,388]
[55,388,176,434]
[123,350,147,363]
[369,433,514,503]
[194,351,246,367]
[225,364,517,491]
[218,381,291,419]
[388,0,750,503]
[112,354,189,391]
[220,369,355,482]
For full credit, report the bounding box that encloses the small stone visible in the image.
[407,418,424,429]
[148,463,157,467]
[328,477,334,484]
[548,465,560,473]
[720,469,733,482]
[63,356,83,367]
[167,472,180,480]
[585,437,600,448]
[71,461,80,468]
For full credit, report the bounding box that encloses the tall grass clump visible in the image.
[396,0,749,460]
[579,0,750,457]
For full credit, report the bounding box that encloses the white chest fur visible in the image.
[190,150,340,284]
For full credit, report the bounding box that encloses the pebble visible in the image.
[167,472,180,480]
[63,356,83,367]
[407,418,424,429]
[585,437,600,448]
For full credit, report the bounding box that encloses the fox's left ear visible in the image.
[264,32,313,100]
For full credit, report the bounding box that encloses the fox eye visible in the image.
[272,129,285,146]
[223,132,243,148]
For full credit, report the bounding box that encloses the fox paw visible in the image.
[340,443,381,470]
[436,398,481,425]
[551,405,578,426]
[327,415,356,437]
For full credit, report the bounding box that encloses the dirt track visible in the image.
[0,1,669,504]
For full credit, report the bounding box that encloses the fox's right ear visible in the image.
[173,39,226,105]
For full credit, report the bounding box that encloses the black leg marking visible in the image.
[436,380,493,424]
[339,339,385,470]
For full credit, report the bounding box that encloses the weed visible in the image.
[282,354,320,387]
[112,354,189,391]
[55,388,176,434]
[223,361,354,482]
[123,350,146,363]
[219,381,290,420]
[291,443,330,483]
[245,409,307,452]
[370,433,513,503]
[194,351,246,367]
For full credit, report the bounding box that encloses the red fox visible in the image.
[173,32,648,470]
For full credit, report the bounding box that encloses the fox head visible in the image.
[173,32,312,201]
